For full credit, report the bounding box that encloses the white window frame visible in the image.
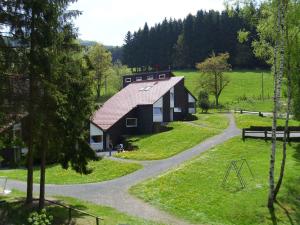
[159,74,166,79]
[147,75,153,80]
[136,76,142,81]
[126,118,138,127]
[174,107,182,112]
[125,77,132,83]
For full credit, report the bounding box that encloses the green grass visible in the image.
[174,70,274,111]
[0,158,142,185]
[0,190,160,225]
[192,112,229,130]
[235,114,300,129]
[116,114,228,160]
[130,137,300,225]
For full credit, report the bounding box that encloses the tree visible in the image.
[198,90,210,113]
[230,0,298,209]
[196,52,231,107]
[110,60,131,90]
[273,0,300,201]
[122,9,263,70]
[88,43,112,100]
[1,0,97,209]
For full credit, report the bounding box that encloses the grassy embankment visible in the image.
[175,70,274,112]
[0,158,142,185]
[234,113,300,128]
[131,137,300,225]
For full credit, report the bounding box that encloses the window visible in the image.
[153,107,162,115]
[126,118,137,127]
[91,135,103,143]
[147,75,153,80]
[125,78,132,83]
[174,107,182,112]
[136,76,142,81]
[159,74,166,79]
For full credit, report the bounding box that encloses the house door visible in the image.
[170,108,174,121]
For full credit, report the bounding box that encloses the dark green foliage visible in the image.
[198,90,210,113]
[27,209,53,225]
[122,10,267,70]
[1,0,97,207]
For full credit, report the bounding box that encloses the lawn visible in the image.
[130,137,300,225]
[0,158,142,185]
[0,190,160,225]
[192,112,229,130]
[235,113,300,129]
[116,113,228,160]
[174,70,274,111]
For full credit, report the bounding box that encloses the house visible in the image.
[90,71,196,151]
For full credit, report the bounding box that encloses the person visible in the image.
[108,141,113,150]
[108,141,113,156]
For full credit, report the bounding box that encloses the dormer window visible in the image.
[136,76,142,81]
[147,75,153,80]
[125,78,132,83]
[159,74,166,79]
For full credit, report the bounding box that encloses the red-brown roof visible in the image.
[92,76,184,131]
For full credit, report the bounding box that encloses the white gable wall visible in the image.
[188,93,196,114]
[188,93,195,103]
[90,123,103,151]
[153,97,163,122]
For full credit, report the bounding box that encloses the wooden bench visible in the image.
[242,126,300,141]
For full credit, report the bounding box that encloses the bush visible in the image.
[26,209,53,225]
[198,90,210,113]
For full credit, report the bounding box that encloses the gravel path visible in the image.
[7,113,240,225]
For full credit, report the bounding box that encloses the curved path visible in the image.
[7,113,240,225]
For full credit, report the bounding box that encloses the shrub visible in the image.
[26,209,53,225]
[198,90,210,113]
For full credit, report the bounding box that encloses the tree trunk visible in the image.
[26,134,34,204]
[274,27,291,200]
[105,75,107,95]
[214,73,218,107]
[96,71,102,99]
[268,0,285,209]
[39,136,47,210]
[26,6,36,205]
[215,94,219,107]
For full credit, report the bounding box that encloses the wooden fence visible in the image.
[242,126,300,141]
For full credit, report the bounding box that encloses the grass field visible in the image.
[174,70,274,111]
[0,158,142,185]
[0,190,160,225]
[130,137,300,225]
[116,113,228,160]
[235,114,300,129]
[192,112,229,130]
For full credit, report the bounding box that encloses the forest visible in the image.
[122,8,268,71]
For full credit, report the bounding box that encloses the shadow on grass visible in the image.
[0,198,95,225]
[269,144,300,225]
[123,126,174,151]
[284,144,300,223]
